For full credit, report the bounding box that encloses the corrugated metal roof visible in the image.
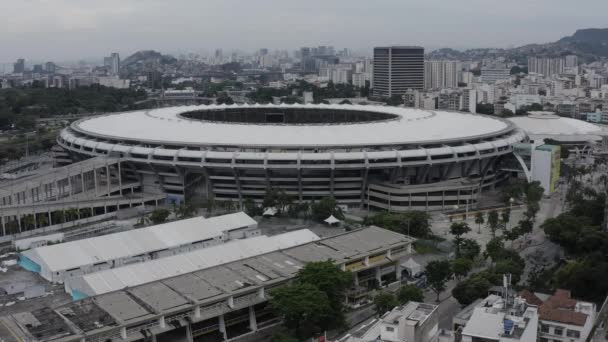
[70,229,320,296]
[22,212,257,273]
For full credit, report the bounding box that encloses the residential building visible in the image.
[45,62,56,74]
[352,73,367,88]
[585,111,608,124]
[373,46,424,98]
[528,57,565,78]
[456,294,539,342]
[520,289,597,342]
[13,58,25,73]
[339,302,439,342]
[462,88,477,113]
[110,52,120,76]
[481,64,510,84]
[424,60,460,90]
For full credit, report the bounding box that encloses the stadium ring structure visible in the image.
[57,104,527,212]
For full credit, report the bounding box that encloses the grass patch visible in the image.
[413,241,442,254]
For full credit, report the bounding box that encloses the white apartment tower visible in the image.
[424,60,460,90]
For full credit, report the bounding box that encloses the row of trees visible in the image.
[4,208,95,234]
[539,174,608,302]
[269,261,352,340]
[364,211,432,238]
[0,85,148,131]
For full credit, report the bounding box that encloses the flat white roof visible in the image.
[508,113,606,139]
[69,229,320,296]
[73,104,511,147]
[22,212,257,273]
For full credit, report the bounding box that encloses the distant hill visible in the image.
[557,28,608,56]
[428,28,608,63]
[121,50,177,69]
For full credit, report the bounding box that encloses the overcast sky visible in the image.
[1,0,608,62]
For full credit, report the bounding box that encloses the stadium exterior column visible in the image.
[219,314,228,340]
[93,168,98,196]
[80,168,85,194]
[48,210,52,226]
[106,164,111,196]
[249,306,257,331]
[118,162,123,196]
[1,216,5,236]
[185,322,194,342]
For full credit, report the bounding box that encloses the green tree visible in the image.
[365,211,431,238]
[426,260,452,302]
[500,209,510,230]
[397,284,424,304]
[374,291,398,315]
[451,258,473,280]
[484,237,505,262]
[487,210,500,238]
[149,208,170,224]
[297,260,353,318]
[452,272,493,305]
[270,283,333,339]
[459,238,481,261]
[311,197,344,222]
[450,222,471,257]
[244,198,262,216]
[474,212,484,234]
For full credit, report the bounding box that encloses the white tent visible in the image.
[324,215,340,225]
[401,258,422,277]
[263,207,277,216]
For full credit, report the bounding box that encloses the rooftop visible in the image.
[22,212,257,273]
[71,104,512,148]
[508,112,606,141]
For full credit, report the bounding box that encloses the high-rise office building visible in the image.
[45,62,56,74]
[424,60,460,90]
[528,57,565,77]
[372,46,424,98]
[565,55,578,68]
[13,59,25,73]
[110,53,120,76]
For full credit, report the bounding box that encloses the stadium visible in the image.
[56,104,527,211]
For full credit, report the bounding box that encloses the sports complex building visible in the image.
[55,104,526,211]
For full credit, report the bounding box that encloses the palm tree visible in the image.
[474,212,485,234]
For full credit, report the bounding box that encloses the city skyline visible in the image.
[2,0,608,61]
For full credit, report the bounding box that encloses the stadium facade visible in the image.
[56,104,527,211]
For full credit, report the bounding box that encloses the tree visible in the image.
[365,211,431,238]
[385,95,403,106]
[270,283,333,339]
[486,210,500,238]
[450,222,471,257]
[149,208,170,224]
[459,238,481,261]
[244,198,262,216]
[451,258,473,280]
[426,260,452,302]
[484,237,505,262]
[311,197,344,222]
[65,208,79,221]
[452,272,493,305]
[297,261,353,327]
[474,212,485,234]
[374,291,398,315]
[500,209,510,230]
[397,284,424,304]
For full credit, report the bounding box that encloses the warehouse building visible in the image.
[65,229,321,298]
[19,212,259,283]
[0,227,414,342]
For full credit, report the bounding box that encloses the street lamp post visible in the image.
[508,197,514,230]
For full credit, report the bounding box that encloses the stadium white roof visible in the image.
[68,229,320,296]
[73,104,512,147]
[22,212,257,273]
[508,112,607,142]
